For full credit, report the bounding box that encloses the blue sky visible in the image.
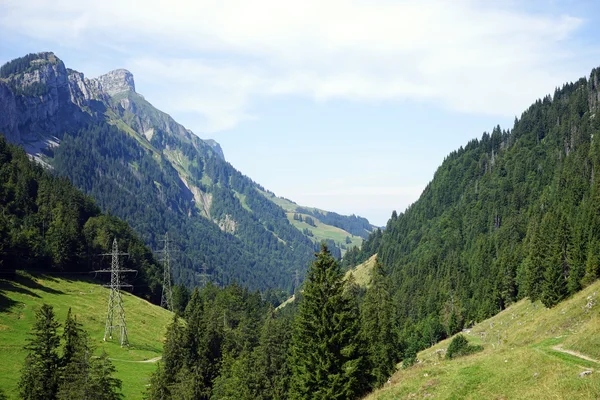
[2,0,600,226]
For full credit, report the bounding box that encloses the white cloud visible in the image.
[0,0,593,132]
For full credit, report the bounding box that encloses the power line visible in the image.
[95,238,136,347]
[198,263,210,288]
[158,233,174,311]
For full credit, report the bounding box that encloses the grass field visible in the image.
[365,280,600,399]
[0,272,172,399]
[258,189,364,253]
[344,254,377,287]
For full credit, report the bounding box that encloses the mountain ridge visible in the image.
[0,51,374,291]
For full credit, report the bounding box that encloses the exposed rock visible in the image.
[0,52,224,165]
[204,138,225,161]
[93,69,135,96]
[216,214,237,234]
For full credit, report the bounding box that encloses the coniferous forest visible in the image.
[143,64,600,399]
[4,53,600,399]
[0,135,162,302]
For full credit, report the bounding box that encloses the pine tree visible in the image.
[541,213,569,307]
[522,219,546,301]
[19,304,61,400]
[289,244,368,400]
[58,311,122,400]
[61,308,82,368]
[361,259,398,388]
[256,307,292,399]
[146,314,185,398]
[86,352,123,400]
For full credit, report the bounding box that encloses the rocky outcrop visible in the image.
[0,51,224,164]
[204,139,225,161]
[94,69,135,96]
[0,54,73,144]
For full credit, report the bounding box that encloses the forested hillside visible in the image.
[0,135,162,302]
[0,52,377,292]
[346,66,600,357]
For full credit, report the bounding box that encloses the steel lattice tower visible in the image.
[160,233,174,311]
[98,239,135,346]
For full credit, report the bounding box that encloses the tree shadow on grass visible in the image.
[0,291,17,313]
[128,342,162,354]
[0,272,65,313]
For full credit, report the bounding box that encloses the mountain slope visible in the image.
[343,65,600,359]
[366,279,600,399]
[0,52,374,291]
[0,273,172,400]
[0,134,162,301]
[260,190,375,256]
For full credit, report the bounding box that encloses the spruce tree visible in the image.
[361,259,398,388]
[289,244,367,400]
[146,314,185,399]
[58,311,123,400]
[19,304,61,400]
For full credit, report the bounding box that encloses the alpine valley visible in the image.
[0,52,376,292]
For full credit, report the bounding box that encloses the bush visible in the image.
[445,334,483,360]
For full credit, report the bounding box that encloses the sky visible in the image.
[2,0,600,226]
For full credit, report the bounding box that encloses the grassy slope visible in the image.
[366,280,600,399]
[259,189,364,252]
[344,254,377,287]
[278,254,378,311]
[0,273,172,399]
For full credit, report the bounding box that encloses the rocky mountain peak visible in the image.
[93,69,135,96]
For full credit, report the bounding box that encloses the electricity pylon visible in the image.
[160,233,174,311]
[199,263,210,288]
[97,238,135,346]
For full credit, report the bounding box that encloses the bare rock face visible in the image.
[0,53,71,144]
[0,51,224,163]
[93,69,135,96]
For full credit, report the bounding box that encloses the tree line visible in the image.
[18,305,122,399]
[146,244,398,399]
[0,135,162,302]
[342,66,600,360]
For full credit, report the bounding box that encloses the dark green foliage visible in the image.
[18,304,123,400]
[19,304,61,400]
[361,259,399,388]
[212,308,292,399]
[0,135,162,302]
[289,244,368,400]
[50,121,314,292]
[445,334,483,360]
[342,66,600,361]
[147,284,272,399]
[58,313,122,400]
[0,52,53,78]
[171,284,190,315]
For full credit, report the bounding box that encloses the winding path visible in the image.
[552,345,600,364]
[109,356,162,363]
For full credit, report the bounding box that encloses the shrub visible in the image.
[445,334,483,360]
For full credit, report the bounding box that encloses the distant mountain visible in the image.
[0,52,375,291]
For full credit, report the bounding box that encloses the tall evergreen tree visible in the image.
[19,304,61,400]
[289,244,368,400]
[58,311,122,400]
[61,308,83,368]
[361,258,398,388]
[146,314,185,399]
